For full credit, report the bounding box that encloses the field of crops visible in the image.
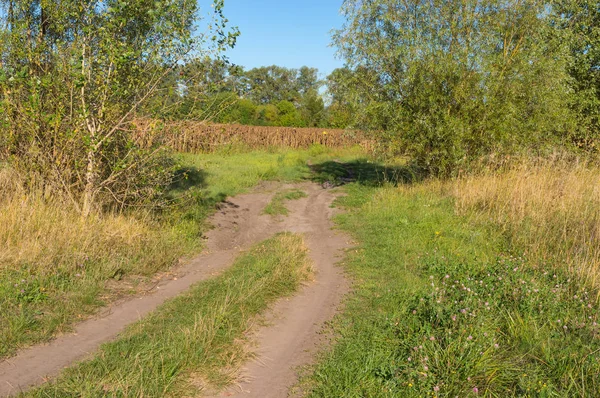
[132,119,372,153]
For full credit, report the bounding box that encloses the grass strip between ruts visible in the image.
[24,233,312,397]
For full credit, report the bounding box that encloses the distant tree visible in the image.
[276,100,306,127]
[300,92,325,127]
[255,104,279,125]
[220,98,257,124]
[325,67,360,129]
[297,66,322,96]
[245,66,300,104]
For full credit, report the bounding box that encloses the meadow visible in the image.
[304,156,600,397]
[4,139,600,397]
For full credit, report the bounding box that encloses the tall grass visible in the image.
[0,171,196,358]
[450,157,600,286]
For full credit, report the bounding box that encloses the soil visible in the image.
[0,182,350,398]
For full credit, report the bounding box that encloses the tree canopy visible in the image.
[330,0,597,175]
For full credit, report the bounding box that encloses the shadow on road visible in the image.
[309,159,426,187]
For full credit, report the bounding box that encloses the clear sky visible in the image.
[215,0,346,78]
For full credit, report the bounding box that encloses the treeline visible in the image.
[330,0,600,175]
[146,62,352,129]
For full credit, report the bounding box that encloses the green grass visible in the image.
[302,179,600,397]
[23,233,312,397]
[263,189,308,216]
[0,145,368,360]
[175,145,367,199]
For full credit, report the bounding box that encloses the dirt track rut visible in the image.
[0,182,350,397]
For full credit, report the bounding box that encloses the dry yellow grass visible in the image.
[0,168,178,277]
[0,168,195,357]
[447,156,600,286]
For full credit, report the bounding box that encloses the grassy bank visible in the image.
[304,163,600,397]
[24,233,312,397]
[0,145,366,359]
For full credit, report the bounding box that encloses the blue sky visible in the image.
[214,0,346,78]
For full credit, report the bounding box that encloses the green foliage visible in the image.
[333,0,575,175]
[0,0,238,215]
[551,0,600,150]
[155,62,332,128]
[276,100,306,127]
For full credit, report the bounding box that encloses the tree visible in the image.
[297,66,321,97]
[334,0,574,175]
[325,67,361,128]
[551,0,600,150]
[276,100,306,127]
[0,0,238,215]
[244,66,300,104]
[300,92,325,127]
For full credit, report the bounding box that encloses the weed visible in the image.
[263,189,308,216]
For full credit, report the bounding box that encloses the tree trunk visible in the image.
[81,143,96,218]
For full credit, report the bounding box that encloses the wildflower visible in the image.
[494,343,499,348]
[452,315,457,321]
[430,336,436,341]
[424,365,429,371]
[408,357,412,362]
[473,387,479,394]
[434,386,440,392]
[467,335,473,340]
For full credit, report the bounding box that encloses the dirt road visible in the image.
[0,182,350,397]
